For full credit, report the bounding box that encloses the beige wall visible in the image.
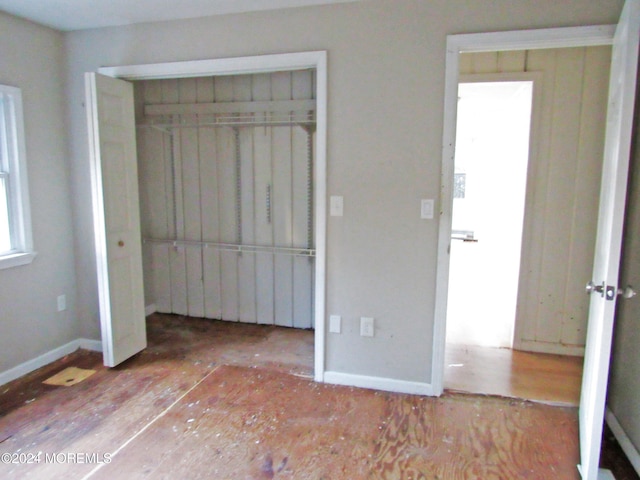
[460,46,612,356]
[0,13,79,371]
[63,0,623,385]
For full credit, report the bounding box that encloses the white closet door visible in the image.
[85,72,146,367]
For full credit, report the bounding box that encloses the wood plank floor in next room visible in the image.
[0,313,630,479]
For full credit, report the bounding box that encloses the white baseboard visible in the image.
[606,407,640,475]
[514,340,584,357]
[323,371,435,396]
[0,338,103,387]
[145,304,157,316]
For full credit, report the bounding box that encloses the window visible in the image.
[0,84,35,269]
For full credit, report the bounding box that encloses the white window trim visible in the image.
[0,84,35,270]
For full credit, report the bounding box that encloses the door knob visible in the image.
[617,285,637,299]
[118,240,125,247]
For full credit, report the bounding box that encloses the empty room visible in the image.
[1,1,639,478]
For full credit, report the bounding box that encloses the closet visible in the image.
[134,70,316,329]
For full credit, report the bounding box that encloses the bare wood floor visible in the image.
[0,314,631,479]
[445,343,584,405]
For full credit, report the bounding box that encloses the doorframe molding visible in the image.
[432,26,616,396]
[99,51,328,382]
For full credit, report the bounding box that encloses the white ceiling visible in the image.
[0,0,359,31]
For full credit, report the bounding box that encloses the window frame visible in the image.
[0,84,35,269]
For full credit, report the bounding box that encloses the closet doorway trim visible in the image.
[98,51,328,383]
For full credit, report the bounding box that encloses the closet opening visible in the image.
[134,70,318,369]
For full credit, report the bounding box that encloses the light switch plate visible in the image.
[329,315,341,334]
[330,196,344,216]
[360,317,374,337]
[421,199,434,219]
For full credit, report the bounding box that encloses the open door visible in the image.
[579,1,640,478]
[85,72,146,367]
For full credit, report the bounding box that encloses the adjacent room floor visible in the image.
[0,314,636,479]
[444,343,584,405]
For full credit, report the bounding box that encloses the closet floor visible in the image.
[0,314,635,479]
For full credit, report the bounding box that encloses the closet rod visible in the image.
[144,99,316,117]
[143,238,315,257]
[136,119,316,131]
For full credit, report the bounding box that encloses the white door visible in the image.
[579,0,640,478]
[85,72,147,367]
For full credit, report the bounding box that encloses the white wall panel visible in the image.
[271,72,295,328]
[179,77,206,318]
[235,75,258,324]
[197,77,223,320]
[252,74,276,325]
[292,70,314,329]
[214,76,240,322]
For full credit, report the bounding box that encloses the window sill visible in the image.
[0,251,37,270]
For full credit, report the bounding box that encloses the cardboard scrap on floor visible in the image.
[43,367,96,387]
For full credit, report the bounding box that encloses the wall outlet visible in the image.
[57,294,66,312]
[329,315,341,333]
[330,196,344,216]
[360,317,374,337]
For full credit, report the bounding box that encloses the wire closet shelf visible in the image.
[138,98,317,258]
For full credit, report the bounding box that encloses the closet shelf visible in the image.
[136,113,316,131]
[144,238,315,257]
[137,99,316,130]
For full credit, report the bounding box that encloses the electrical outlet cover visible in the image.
[329,315,341,334]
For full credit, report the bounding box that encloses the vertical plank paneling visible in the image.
[271,72,294,327]
[498,51,526,73]
[235,75,258,324]
[144,81,173,313]
[517,49,557,343]
[561,46,611,346]
[197,77,223,320]
[536,48,584,344]
[162,79,188,315]
[252,74,276,325]
[137,82,159,309]
[179,78,205,318]
[215,76,240,321]
[459,54,473,75]
[291,70,313,329]
[472,52,499,73]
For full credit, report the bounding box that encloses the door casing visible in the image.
[433,25,616,395]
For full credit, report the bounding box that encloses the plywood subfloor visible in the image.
[0,314,632,479]
[445,343,584,406]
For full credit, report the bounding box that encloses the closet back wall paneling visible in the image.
[136,71,316,329]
